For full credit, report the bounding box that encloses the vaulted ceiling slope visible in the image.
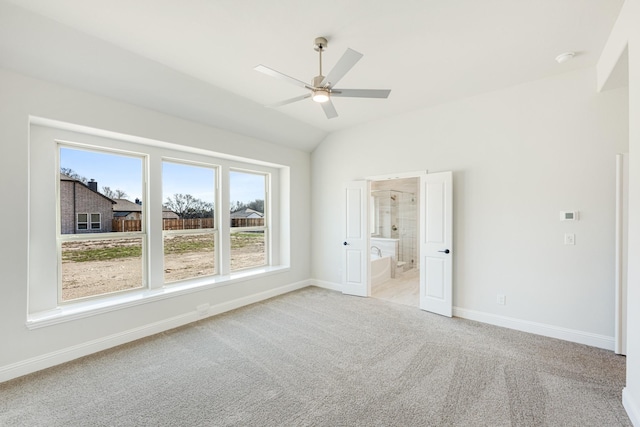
[0,0,624,152]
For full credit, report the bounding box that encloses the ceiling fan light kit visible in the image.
[254,36,391,118]
[312,89,330,103]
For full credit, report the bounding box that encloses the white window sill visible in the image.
[26,265,290,329]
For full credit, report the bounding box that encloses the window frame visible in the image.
[76,212,101,231]
[57,142,147,304]
[162,158,219,284]
[28,120,288,327]
[229,168,270,272]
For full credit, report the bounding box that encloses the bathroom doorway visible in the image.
[370,177,420,307]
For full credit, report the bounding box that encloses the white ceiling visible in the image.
[0,0,624,152]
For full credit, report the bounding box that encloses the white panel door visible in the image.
[419,171,453,316]
[342,180,370,296]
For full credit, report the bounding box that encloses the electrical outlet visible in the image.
[564,233,575,245]
[497,294,506,305]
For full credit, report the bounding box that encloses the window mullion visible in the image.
[148,154,164,289]
[219,165,231,276]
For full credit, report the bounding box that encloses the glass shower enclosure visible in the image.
[371,189,417,270]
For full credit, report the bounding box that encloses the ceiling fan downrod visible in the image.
[312,37,330,102]
[313,37,328,87]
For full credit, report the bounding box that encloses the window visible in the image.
[162,161,217,283]
[28,122,287,323]
[230,170,267,271]
[77,213,101,230]
[58,146,145,302]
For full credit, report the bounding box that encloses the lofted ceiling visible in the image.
[0,0,624,152]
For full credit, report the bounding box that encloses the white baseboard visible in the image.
[307,282,614,350]
[0,279,312,383]
[310,279,342,292]
[453,306,615,351]
[203,279,312,317]
[624,388,640,427]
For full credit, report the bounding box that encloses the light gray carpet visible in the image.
[0,287,631,426]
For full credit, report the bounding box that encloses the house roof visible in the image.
[112,198,142,212]
[113,198,177,216]
[230,208,264,219]
[0,1,624,152]
[60,173,116,204]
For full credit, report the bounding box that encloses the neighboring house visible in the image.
[163,208,180,220]
[230,208,264,227]
[112,198,143,220]
[60,174,115,234]
[230,208,263,220]
[113,198,179,220]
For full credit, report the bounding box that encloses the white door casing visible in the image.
[419,171,453,316]
[615,153,628,355]
[342,180,370,297]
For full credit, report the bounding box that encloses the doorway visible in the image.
[342,171,452,317]
[370,177,420,307]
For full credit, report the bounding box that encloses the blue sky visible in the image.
[163,161,215,204]
[60,147,265,206]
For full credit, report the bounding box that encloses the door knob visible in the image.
[343,242,349,246]
[438,249,450,254]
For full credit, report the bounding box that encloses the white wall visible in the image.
[311,66,628,345]
[0,68,311,379]
[599,1,640,424]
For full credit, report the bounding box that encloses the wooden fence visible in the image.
[112,219,142,232]
[231,218,264,228]
[112,217,263,232]
[162,218,215,230]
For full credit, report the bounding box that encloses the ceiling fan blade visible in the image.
[321,99,338,119]
[331,89,391,99]
[254,65,312,90]
[320,48,363,87]
[267,93,312,108]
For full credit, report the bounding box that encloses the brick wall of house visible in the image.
[60,180,113,234]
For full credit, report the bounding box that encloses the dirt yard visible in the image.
[61,234,265,301]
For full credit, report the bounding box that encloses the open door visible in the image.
[419,171,453,316]
[342,180,370,296]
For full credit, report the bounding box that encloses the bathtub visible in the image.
[371,255,392,287]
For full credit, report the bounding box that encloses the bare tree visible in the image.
[165,194,213,219]
[101,186,129,200]
[60,167,88,184]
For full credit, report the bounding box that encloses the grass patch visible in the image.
[231,232,264,249]
[164,234,214,255]
[63,244,141,262]
[62,232,263,262]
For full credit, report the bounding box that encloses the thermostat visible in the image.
[560,211,579,221]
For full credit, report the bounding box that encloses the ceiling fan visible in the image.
[254,37,391,119]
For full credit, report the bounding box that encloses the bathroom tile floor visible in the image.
[371,267,420,307]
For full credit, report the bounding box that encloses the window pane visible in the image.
[230,230,265,271]
[230,171,265,229]
[163,161,216,282]
[162,162,215,229]
[230,170,266,271]
[61,238,143,301]
[60,147,143,235]
[164,232,216,283]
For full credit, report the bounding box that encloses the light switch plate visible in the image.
[564,233,575,245]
